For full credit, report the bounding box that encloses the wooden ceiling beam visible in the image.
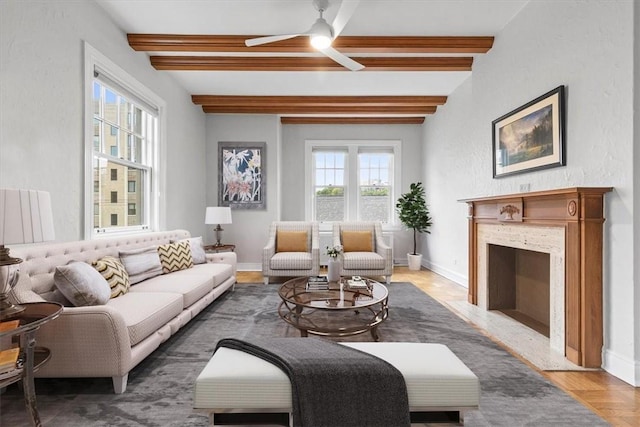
[151,56,472,71]
[192,95,447,107]
[280,117,425,125]
[129,34,494,54]
[201,105,437,114]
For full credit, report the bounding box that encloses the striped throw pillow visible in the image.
[92,256,130,298]
[157,241,193,274]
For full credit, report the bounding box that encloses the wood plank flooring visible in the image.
[236,268,639,426]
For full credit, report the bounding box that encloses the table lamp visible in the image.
[205,207,232,247]
[0,189,55,319]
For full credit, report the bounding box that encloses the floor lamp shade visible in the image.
[0,189,55,319]
[205,207,232,246]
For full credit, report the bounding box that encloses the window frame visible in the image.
[84,42,166,238]
[305,140,402,227]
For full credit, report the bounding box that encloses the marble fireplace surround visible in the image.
[463,187,611,368]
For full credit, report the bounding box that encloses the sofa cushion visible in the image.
[92,256,130,298]
[276,231,308,253]
[270,252,313,270]
[342,230,373,252]
[129,263,231,308]
[120,246,163,284]
[53,262,111,307]
[157,241,193,274]
[106,292,184,346]
[175,236,206,264]
[342,252,386,270]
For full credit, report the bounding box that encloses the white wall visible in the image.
[205,114,280,269]
[0,0,207,241]
[422,0,637,385]
[282,123,425,262]
[633,0,640,385]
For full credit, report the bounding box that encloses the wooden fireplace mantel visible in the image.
[461,187,612,367]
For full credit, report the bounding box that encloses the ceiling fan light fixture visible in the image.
[309,17,333,50]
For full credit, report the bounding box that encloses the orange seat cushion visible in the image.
[342,230,373,252]
[276,231,308,252]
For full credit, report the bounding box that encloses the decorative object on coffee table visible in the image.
[205,206,232,246]
[396,182,432,270]
[325,244,342,281]
[0,189,55,319]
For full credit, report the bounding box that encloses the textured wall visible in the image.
[422,0,636,384]
[0,0,207,241]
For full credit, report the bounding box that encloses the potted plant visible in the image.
[396,182,433,270]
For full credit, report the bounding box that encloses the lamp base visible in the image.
[214,224,224,246]
[0,247,24,320]
[0,296,25,320]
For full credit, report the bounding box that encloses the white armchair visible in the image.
[333,222,393,285]
[262,221,320,284]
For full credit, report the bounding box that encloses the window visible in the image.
[306,141,401,224]
[85,42,164,237]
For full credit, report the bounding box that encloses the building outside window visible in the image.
[306,141,400,224]
[86,43,163,237]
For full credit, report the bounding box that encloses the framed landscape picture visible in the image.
[492,86,566,178]
[218,141,266,209]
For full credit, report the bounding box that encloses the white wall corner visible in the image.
[423,259,468,288]
[602,348,639,387]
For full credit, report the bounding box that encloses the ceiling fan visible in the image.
[245,0,363,71]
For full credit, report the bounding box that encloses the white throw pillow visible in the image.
[54,262,111,306]
[119,246,163,284]
[176,236,206,265]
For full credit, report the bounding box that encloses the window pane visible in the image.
[104,88,118,124]
[93,158,145,229]
[133,107,143,134]
[93,119,102,152]
[359,186,390,223]
[315,186,345,222]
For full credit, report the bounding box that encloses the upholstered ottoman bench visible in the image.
[194,342,480,425]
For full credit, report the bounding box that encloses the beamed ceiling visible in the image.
[97,1,528,124]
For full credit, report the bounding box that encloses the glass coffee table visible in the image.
[278,276,389,341]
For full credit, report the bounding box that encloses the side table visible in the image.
[204,244,235,253]
[0,302,63,427]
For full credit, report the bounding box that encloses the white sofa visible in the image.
[10,229,236,393]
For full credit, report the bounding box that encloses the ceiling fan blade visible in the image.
[321,46,364,71]
[245,34,302,47]
[331,0,360,37]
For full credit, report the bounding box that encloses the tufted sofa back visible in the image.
[10,229,190,301]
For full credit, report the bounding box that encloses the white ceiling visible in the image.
[97,0,528,98]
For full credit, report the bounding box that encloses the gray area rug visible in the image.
[1,283,607,426]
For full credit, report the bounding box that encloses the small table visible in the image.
[278,277,389,341]
[0,302,63,427]
[204,244,235,253]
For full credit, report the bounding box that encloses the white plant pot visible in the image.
[407,253,423,271]
[327,258,341,281]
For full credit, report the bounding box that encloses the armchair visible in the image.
[333,222,393,285]
[262,221,320,284]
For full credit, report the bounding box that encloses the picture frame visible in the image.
[218,141,266,209]
[492,86,566,178]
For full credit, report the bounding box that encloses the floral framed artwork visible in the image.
[218,142,266,209]
[492,85,566,178]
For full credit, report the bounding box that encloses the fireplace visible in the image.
[462,187,611,368]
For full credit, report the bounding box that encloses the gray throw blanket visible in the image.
[215,337,410,427]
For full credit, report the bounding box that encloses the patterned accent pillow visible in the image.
[92,256,130,298]
[173,236,206,264]
[157,241,193,274]
[276,231,308,252]
[342,230,373,252]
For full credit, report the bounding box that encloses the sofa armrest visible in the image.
[262,237,276,273]
[35,305,132,378]
[375,235,393,269]
[205,251,237,276]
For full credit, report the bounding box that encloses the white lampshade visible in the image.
[205,207,232,225]
[0,189,55,245]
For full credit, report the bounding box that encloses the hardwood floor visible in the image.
[236,268,640,426]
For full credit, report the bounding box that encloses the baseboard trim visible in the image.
[422,259,468,287]
[238,263,262,272]
[602,348,639,386]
